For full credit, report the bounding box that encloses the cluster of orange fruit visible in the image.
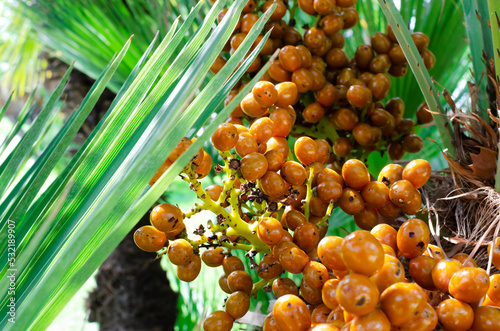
[132,1,500,330]
[133,114,500,330]
[212,0,435,162]
[134,120,500,330]
[261,222,500,331]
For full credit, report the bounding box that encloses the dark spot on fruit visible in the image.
[382,176,390,185]
[349,196,354,202]
[417,241,425,249]
[409,232,415,238]
[395,269,401,276]
[356,297,365,306]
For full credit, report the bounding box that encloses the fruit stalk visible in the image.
[182,164,270,253]
[319,201,334,227]
[250,277,273,298]
[304,166,315,220]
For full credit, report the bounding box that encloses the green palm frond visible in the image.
[488,0,500,87]
[0,0,275,328]
[3,0,200,95]
[0,90,36,156]
[15,0,173,92]
[0,94,12,124]
[462,0,491,117]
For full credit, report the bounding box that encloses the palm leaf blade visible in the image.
[0,66,72,197]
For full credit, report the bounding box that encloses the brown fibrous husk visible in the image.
[420,76,500,273]
[423,175,500,273]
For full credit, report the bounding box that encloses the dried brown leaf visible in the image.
[462,136,481,148]
[451,112,498,149]
[428,138,483,188]
[488,108,500,124]
[469,147,498,181]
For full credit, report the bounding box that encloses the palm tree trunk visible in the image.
[86,214,178,331]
